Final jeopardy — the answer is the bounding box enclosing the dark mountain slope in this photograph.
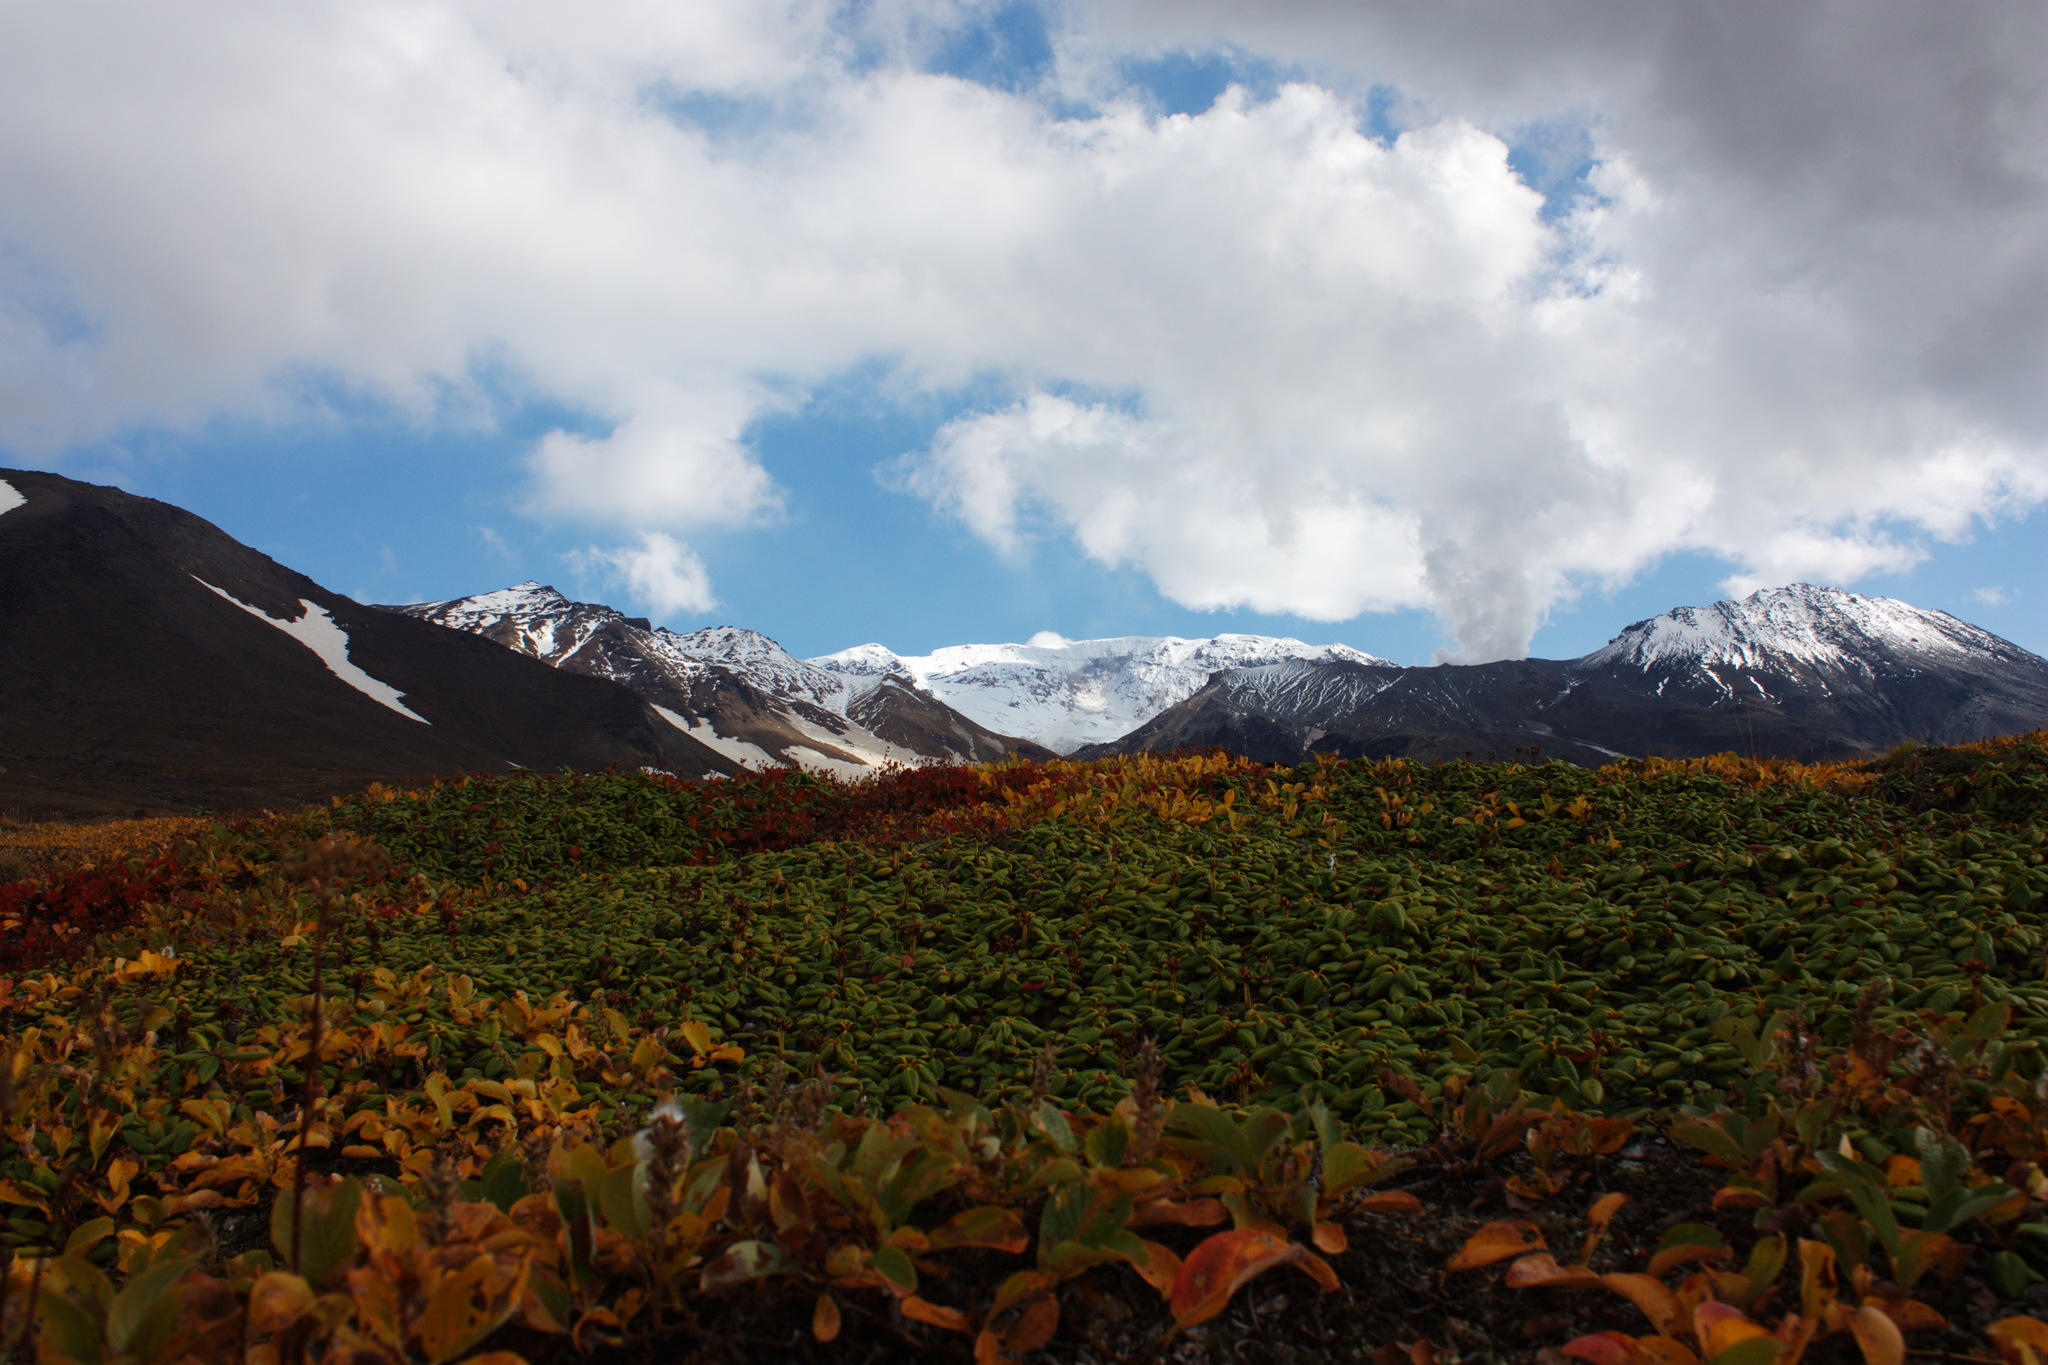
[0,469,734,816]
[1089,586,2048,765]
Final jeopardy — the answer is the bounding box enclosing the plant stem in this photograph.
[290,900,327,1276]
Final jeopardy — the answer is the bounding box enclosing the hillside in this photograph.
[2,737,2046,1361]
[0,469,735,817]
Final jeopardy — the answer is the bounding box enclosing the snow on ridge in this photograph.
[1582,583,2010,673]
[811,643,908,680]
[0,478,23,518]
[659,625,859,712]
[196,578,428,723]
[809,631,1392,753]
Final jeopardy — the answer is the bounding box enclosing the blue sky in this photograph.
[4,2,2044,664]
[56,373,2046,664]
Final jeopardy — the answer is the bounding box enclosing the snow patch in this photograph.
[196,578,428,723]
[0,479,23,517]
[655,705,780,771]
[780,712,935,776]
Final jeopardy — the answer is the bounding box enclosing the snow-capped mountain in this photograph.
[809,632,1393,754]
[1583,583,2033,682]
[387,584,1048,775]
[1097,585,2048,764]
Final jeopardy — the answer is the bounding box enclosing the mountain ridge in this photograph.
[384,583,1051,774]
[1083,584,2048,765]
[809,632,1393,754]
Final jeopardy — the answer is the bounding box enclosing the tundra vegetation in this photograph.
[2,738,2048,1363]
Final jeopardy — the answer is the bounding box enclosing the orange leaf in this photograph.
[1649,1242,1730,1277]
[903,1296,975,1334]
[458,1356,529,1365]
[1508,1170,1566,1201]
[1582,1193,1630,1262]
[1003,1295,1060,1354]
[163,1189,224,1215]
[1873,1298,1946,1332]
[1448,1220,1547,1272]
[1313,1221,1348,1254]
[1169,1228,1302,1328]
[1712,1186,1771,1212]
[1990,1318,2048,1365]
[1585,1117,1636,1155]
[991,1270,1056,1317]
[975,1329,1004,1365]
[1883,1156,1922,1188]
[1694,1301,1772,1360]
[1634,1337,1702,1365]
[1588,1192,1629,1227]
[813,1294,841,1344]
[1505,1254,1605,1290]
[1846,1304,1904,1365]
[1603,1274,1684,1338]
[1563,1332,1639,1365]
[1296,1251,1341,1295]
[1123,1238,1183,1296]
[1355,1191,1424,1214]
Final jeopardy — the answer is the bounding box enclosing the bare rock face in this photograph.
[0,468,735,817]
[1083,586,2048,765]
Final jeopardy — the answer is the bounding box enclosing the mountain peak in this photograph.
[1582,582,2024,674]
[809,630,1393,753]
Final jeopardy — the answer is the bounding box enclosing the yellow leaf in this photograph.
[1846,1304,1904,1365]
[812,1294,842,1343]
[1990,1317,2048,1365]
[247,1271,315,1336]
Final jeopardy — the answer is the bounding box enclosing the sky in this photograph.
[2,0,2045,666]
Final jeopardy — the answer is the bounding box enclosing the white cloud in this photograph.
[570,531,717,616]
[525,384,782,530]
[1974,585,2013,607]
[1,1,2044,657]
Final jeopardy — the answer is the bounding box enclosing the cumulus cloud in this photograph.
[570,531,717,615]
[526,385,782,530]
[0,1,2044,654]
